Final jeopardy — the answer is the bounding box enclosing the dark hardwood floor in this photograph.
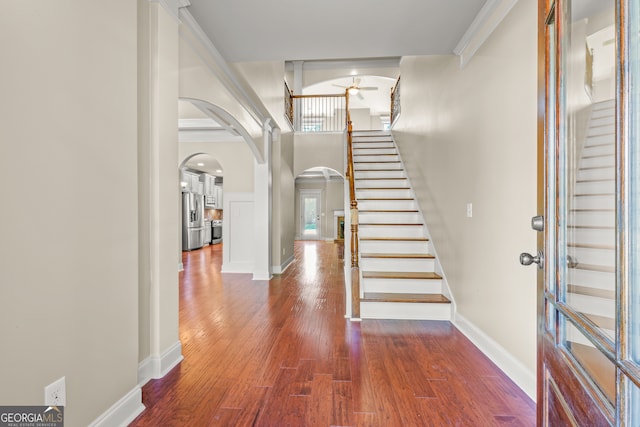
[130,241,535,426]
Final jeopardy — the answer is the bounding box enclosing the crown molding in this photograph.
[149,0,190,22]
[453,0,519,68]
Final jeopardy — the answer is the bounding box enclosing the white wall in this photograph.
[392,0,538,394]
[179,141,255,193]
[0,2,141,425]
[294,133,345,177]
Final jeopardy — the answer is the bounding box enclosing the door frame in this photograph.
[299,189,322,240]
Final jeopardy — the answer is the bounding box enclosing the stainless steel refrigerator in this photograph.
[182,192,204,251]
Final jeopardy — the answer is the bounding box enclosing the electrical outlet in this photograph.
[44,377,66,406]
[466,203,473,218]
[282,248,285,256]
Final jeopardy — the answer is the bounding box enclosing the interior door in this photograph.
[533,0,640,424]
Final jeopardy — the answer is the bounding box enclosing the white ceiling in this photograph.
[185,0,488,62]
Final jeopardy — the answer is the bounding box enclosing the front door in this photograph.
[535,0,640,424]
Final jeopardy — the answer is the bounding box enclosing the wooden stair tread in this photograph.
[361,253,435,259]
[363,271,442,280]
[355,177,407,180]
[359,210,419,213]
[362,293,450,304]
[359,223,423,226]
[358,197,414,201]
[354,153,398,156]
[357,187,408,190]
[354,161,401,164]
[354,169,404,172]
[361,237,429,242]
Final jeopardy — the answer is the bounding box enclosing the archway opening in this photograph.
[294,167,345,241]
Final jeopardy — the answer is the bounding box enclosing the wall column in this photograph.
[253,120,274,280]
[137,0,183,384]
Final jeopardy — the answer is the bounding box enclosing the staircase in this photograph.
[566,99,615,341]
[351,130,452,320]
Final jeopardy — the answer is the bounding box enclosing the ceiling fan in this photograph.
[332,77,378,99]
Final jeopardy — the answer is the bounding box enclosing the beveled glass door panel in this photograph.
[558,0,616,347]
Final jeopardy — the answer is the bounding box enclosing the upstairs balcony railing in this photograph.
[287,92,347,132]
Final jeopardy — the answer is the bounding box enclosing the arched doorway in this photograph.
[294,167,345,241]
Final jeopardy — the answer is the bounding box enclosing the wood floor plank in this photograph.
[129,241,535,426]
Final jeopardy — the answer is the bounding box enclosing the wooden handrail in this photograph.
[291,93,346,99]
[345,92,360,318]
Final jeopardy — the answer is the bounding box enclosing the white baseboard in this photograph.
[138,340,184,386]
[221,262,254,274]
[272,255,294,274]
[88,387,145,427]
[252,271,273,281]
[453,313,536,401]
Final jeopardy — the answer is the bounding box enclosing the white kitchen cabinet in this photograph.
[200,174,216,197]
[214,184,223,208]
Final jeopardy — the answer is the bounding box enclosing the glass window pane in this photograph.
[629,0,640,368]
[559,0,616,342]
[562,315,616,403]
[630,379,640,426]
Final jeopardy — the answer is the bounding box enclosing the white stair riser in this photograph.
[567,228,615,246]
[566,294,615,319]
[354,154,400,163]
[359,225,425,239]
[354,163,402,171]
[580,155,615,168]
[355,170,406,179]
[567,247,615,266]
[362,278,442,294]
[590,115,615,127]
[356,179,410,189]
[359,212,422,224]
[352,134,392,140]
[568,269,614,289]
[576,168,615,181]
[360,257,435,272]
[582,144,614,156]
[358,199,418,210]
[572,195,614,209]
[569,211,614,227]
[352,138,394,144]
[360,302,451,320]
[584,135,615,147]
[359,240,431,253]
[593,100,615,111]
[352,131,392,137]
[353,142,395,149]
[357,189,412,199]
[575,180,614,194]
[587,124,615,137]
[354,148,397,156]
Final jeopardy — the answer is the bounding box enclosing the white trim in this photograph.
[179,9,271,128]
[453,0,519,67]
[88,387,145,427]
[138,341,184,386]
[149,0,190,22]
[272,254,294,274]
[453,313,536,401]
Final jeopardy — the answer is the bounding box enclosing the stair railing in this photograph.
[345,91,361,318]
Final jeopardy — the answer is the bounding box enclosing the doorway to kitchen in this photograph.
[299,190,322,240]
